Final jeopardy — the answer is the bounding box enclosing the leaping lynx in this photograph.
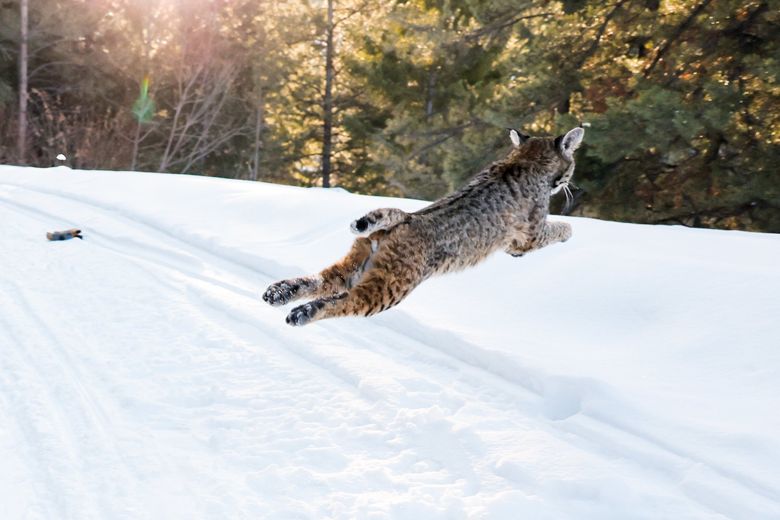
[263,126,584,326]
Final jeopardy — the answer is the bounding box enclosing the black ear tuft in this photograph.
[554,135,563,149]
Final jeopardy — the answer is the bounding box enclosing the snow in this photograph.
[1,165,779,519]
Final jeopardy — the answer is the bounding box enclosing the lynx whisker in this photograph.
[562,184,574,213]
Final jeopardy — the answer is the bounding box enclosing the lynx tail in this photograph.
[350,208,408,236]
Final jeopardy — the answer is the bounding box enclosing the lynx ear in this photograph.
[557,127,584,159]
[509,128,529,147]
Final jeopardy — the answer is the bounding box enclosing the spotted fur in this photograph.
[263,127,583,326]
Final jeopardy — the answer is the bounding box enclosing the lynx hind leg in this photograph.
[350,208,407,236]
[286,267,422,326]
[262,237,373,307]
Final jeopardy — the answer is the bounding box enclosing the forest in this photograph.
[1,0,777,231]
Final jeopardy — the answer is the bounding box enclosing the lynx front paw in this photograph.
[262,280,298,306]
[560,223,573,242]
[286,301,321,326]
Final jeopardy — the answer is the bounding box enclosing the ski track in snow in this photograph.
[1,168,779,519]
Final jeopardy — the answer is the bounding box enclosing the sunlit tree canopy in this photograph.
[0,0,777,230]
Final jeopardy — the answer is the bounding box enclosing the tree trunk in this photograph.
[320,0,334,188]
[425,67,437,119]
[18,0,28,164]
[131,120,141,171]
[251,89,265,181]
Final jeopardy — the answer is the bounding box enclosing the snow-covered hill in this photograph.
[1,165,779,519]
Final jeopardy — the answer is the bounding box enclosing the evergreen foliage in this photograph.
[0,0,777,231]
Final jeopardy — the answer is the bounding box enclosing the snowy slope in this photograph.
[1,165,779,520]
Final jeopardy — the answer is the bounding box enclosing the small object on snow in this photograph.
[47,229,83,241]
[56,154,67,161]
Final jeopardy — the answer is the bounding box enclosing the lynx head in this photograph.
[508,126,584,196]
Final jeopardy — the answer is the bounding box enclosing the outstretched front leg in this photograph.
[262,237,373,306]
[286,267,422,326]
[506,221,572,257]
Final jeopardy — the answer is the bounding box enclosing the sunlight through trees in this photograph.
[0,0,776,230]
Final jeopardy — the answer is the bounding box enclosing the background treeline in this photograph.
[1,0,778,231]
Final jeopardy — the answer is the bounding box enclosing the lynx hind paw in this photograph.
[286,301,321,326]
[262,280,298,306]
